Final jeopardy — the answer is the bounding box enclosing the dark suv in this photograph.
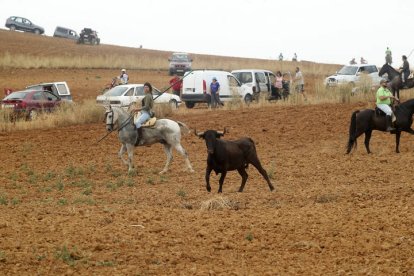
[5,16,44,35]
[168,53,192,76]
[77,28,100,45]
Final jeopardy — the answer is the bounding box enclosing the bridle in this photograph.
[96,108,133,144]
[105,109,115,130]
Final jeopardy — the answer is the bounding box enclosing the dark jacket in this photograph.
[141,93,154,113]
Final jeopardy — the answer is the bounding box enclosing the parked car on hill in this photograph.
[96,84,181,109]
[53,26,79,40]
[324,64,382,87]
[168,53,192,76]
[1,90,62,120]
[5,16,44,34]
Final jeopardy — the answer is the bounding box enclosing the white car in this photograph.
[324,64,382,87]
[96,84,181,108]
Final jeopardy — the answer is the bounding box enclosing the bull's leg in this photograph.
[118,144,128,165]
[159,144,173,174]
[205,166,213,192]
[174,143,194,173]
[395,131,401,153]
[250,158,275,191]
[218,171,227,193]
[364,130,372,154]
[237,168,248,192]
[125,143,135,172]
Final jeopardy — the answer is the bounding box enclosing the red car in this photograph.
[1,90,62,120]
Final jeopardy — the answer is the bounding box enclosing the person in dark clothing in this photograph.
[400,55,410,88]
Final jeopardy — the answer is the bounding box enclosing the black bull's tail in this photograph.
[346,110,359,154]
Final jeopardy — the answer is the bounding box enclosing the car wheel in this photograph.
[34,29,41,35]
[9,25,16,31]
[28,110,38,120]
[244,94,253,105]
[185,102,195,109]
[169,99,178,109]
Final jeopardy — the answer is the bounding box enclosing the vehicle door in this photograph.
[13,17,24,31]
[266,72,276,92]
[254,72,268,92]
[31,91,47,111]
[22,18,33,32]
[43,91,60,112]
[133,86,145,105]
[54,83,71,100]
[228,74,242,99]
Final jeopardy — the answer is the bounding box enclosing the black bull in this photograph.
[346,99,414,154]
[196,129,275,193]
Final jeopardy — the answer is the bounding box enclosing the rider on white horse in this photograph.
[131,82,154,144]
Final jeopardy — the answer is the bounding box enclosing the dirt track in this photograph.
[1,99,414,275]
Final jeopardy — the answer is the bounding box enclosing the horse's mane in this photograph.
[380,63,400,77]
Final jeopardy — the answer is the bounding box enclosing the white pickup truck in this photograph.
[26,81,73,102]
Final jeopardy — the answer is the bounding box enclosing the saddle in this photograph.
[133,112,157,128]
[374,107,396,122]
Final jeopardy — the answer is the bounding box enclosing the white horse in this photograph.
[104,106,194,174]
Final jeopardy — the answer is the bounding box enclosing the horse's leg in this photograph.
[174,143,194,173]
[125,143,135,172]
[118,144,128,165]
[159,144,173,174]
[364,130,373,154]
[395,131,401,153]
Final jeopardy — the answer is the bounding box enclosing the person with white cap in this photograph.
[376,78,398,132]
[119,68,129,84]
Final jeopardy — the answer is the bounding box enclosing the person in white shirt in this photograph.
[294,67,307,101]
[119,69,129,84]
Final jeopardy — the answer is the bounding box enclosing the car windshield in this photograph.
[3,91,28,100]
[171,54,189,61]
[104,86,129,96]
[337,66,358,75]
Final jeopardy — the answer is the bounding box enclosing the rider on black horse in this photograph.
[376,79,398,132]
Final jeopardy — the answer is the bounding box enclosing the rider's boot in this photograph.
[386,115,396,132]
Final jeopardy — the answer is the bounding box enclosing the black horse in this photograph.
[346,98,414,154]
[378,63,414,99]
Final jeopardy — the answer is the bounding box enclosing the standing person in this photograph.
[294,67,307,101]
[385,47,392,65]
[400,55,410,88]
[132,82,154,143]
[278,53,283,61]
[169,74,182,96]
[209,77,221,108]
[119,69,129,84]
[292,53,297,62]
[273,71,283,98]
[360,57,367,64]
[376,79,397,132]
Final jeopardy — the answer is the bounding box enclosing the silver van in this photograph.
[53,26,79,40]
[231,69,276,94]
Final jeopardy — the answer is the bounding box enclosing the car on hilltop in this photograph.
[96,84,181,109]
[5,16,44,35]
[168,53,192,76]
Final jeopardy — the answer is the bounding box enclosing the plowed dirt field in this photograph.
[1,93,414,275]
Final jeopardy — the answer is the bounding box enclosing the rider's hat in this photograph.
[121,68,126,72]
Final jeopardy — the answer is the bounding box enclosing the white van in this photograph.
[231,69,276,94]
[181,70,252,108]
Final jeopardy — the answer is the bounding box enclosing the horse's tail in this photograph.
[177,121,191,134]
[346,110,359,154]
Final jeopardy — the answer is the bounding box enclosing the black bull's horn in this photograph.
[194,128,204,137]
